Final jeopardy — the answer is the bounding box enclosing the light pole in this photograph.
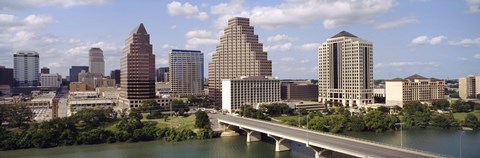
[395,122,404,147]
[460,131,464,158]
[460,127,473,158]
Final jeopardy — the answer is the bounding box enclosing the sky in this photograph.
[0,0,479,80]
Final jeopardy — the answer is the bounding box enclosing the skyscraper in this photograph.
[69,66,89,82]
[110,69,120,85]
[89,48,105,76]
[156,67,169,82]
[13,51,39,86]
[459,74,480,99]
[208,17,272,102]
[119,23,156,108]
[318,31,373,106]
[169,49,204,95]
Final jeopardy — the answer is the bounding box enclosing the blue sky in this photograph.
[0,0,479,80]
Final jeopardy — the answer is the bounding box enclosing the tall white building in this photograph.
[169,49,204,96]
[318,31,374,107]
[13,51,39,86]
[222,76,280,113]
[89,48,105,76]
[459,74,480,99]
[40,73,62,88]
[386,74,444,107]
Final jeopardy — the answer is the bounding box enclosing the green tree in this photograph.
[430,113,457,129]
[364,110,388,133]
[464,114,479,129]
[308,116,328,132]
[195,111,210,129]
[377,106,390,114]
[432,99,450,110]
[116,117,143,133]
[349,115,366,132]
[171,100,190,116]
[4,104,34,128]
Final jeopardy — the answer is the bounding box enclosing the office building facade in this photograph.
[318,31,374,107]
[386,74,445,107]
[89,48,105,76]
[208,17,272,102]
[119,23,156,108]
[156,67,169,82]
[40,73,62,88]
[222,76,280,113]
[169,49,204,95]
[459,74,480,99]
[41,67,50,74]
[13,51,39,86]
[0,66,14,87]
[69,66,89,82]
[110,69,120,85]
[281,81,318,101]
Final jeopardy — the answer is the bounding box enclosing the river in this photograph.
[1,129,479,158]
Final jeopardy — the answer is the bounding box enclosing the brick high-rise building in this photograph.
[118,23,156,108]
[208,17,272,102]
[318,31,374,107]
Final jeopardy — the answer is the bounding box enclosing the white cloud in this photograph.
[375,61,438,68]
[448,38,480,47]
[184,30,219,48]
[264,42,293,52]
[266,34,296,43]
[210,0,396,29]
[0,0,112,10]
[474,54,480,59]
[375,17,418,29]
[411,35,447,45]
[170,25,177,30]
[167,1,209,20]
[300,43,320,51]
[466,0,480,13]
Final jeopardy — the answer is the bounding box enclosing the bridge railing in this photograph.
[305,129,449,158]
[220,115,448,158]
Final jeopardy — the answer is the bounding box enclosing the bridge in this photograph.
[216,114,444,158]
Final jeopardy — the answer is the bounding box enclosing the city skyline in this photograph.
[0,0,479,80]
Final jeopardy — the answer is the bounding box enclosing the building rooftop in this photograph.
[130,23,147,35]
[405,74,428,80]
[331,30,358,38]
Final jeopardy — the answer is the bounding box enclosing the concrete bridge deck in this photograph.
[217,114,444,158]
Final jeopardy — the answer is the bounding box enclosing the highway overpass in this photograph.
[216,114,444,158]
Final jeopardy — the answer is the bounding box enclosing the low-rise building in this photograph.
[386,74,444,107]
[280,80,318,101]
[373,88,385,98]
[94,78,116,88]
[68,99,115,115]
[222,76,281,113]
[40,73,62,88]
[69,82,94,91]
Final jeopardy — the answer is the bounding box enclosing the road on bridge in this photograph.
[215,114,443,158]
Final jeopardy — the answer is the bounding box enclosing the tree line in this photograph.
[0,106,219,150]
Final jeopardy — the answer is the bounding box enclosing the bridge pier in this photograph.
[267,134,291,152]
[306,144,332,158]
[218,122,239,136]
[240,127,261,142]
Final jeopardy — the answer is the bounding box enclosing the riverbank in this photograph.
[1,128,479,158]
